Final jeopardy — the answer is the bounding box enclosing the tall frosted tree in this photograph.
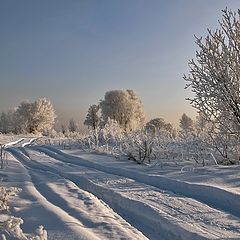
[15,98,56,134]
[184,8,240,161]
[184,8,240,138]
[100,90,145,131]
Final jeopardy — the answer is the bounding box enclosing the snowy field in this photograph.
[0,137,240,239]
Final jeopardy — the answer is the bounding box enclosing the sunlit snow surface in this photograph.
[1,136,240,240]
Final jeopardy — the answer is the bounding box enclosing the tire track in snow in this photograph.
[7,148,102,240]
[36,145,240,219]
[17,147,240,240]
[3,138,25,147]
[7,147,148,240]
[27,169,147,240]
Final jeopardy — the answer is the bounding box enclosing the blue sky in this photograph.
[0,0,239,127]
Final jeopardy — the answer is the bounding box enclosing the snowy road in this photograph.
[4,145,240,240]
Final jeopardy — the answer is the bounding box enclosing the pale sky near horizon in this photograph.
[0,0,239,128]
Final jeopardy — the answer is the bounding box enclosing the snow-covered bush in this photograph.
[3,216,27,240]
[82,119,123,154]
[2,217,47,240]
[30,225,48,240]
[122,130,155,164]
[0,186,47,240]
[99,118,124,152]
[0,187,21,211]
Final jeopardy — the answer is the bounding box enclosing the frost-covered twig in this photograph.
[0,186,47,240]
[2,217,47,240]
[0,187,21,211]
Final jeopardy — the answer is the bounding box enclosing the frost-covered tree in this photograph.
[15,98,56,134]
[184,8,240,139]
[100,89,145,131]
[68,119,78,132]
[179,113,194,138]
[84,104,100,130]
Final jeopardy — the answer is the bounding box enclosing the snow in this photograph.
[3,138,25,148]
[0,138,240,239]
[0,135,24,146]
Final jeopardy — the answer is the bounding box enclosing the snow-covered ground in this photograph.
[0,138,240,239]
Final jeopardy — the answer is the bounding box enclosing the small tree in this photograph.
[145,118,175,138]
[61,124,67,135]
[146,118,166,133]
[179,113,194,139]
[84,104,100,130]
[184,8,240,143]
[68,119,78,132]
[0,112,9,134]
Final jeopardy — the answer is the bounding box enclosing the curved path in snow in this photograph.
[6,147,147,240]
[6,146,240,240]
[36,145,240,218]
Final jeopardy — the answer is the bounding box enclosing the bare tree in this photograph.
[184,8,240,162]
[184,8,240,138]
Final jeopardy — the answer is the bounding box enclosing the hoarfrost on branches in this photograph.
[0,187,21,211]
[2,217,47,240]
[0,98,56,134]
[184,8,240,162]
[0,186,47,240]
[100,89,145,131]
